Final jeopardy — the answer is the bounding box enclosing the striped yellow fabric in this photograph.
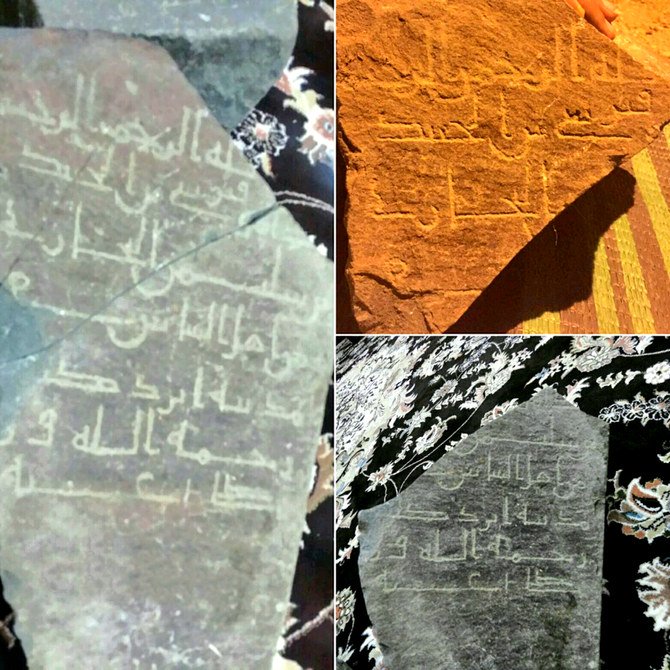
[591,236,620,333]
[633,147,670,279]
[519,132,670,334]
[522,311,562,334]
[610,213,655,333]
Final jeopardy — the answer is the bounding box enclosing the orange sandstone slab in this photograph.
[338,0,670,333]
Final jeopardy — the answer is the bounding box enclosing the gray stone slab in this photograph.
[358,389,609,670]
[0,29,332,668]
[1,0,298,129]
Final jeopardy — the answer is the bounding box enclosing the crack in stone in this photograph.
[356,271,439,300]
[0,202,281,368]
[0,153,96,294]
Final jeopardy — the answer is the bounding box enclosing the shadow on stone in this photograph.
[448,167,637,334]
[147,33,285,131]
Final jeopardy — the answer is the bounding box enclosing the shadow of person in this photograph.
[447,166,637,334]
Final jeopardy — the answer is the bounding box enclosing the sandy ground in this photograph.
[615,0,670,77]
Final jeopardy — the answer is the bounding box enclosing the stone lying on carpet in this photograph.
[338,0,670,333]
[0,28,332,669]
[358,389,609,669]
[0,0,297,129]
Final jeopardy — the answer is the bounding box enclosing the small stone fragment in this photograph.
[358,389,609,669]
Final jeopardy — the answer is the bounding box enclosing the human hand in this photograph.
[566,0,620,39]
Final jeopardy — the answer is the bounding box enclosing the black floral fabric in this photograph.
[234,2,334,669]
[232,0,334,260]
[277,384,334,670]
[336,336,670,670]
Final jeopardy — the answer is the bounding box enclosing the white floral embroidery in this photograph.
[361,627,385,669]
[366,464,394,492]
[645,362,670,386]
[639,559,670,631]
[413,419,452,454]
[336,588,356,634]
[231,110,288,175]
[481,399,519,425]
[599,392,670,428]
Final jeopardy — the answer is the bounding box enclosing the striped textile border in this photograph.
[517,127,670,334]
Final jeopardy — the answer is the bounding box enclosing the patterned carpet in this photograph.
[335,336,670,670]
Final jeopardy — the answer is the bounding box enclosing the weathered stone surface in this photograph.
[358,389,609,669]
[338,0,670,333]
[0,29,332,668]
[2,0,298,129]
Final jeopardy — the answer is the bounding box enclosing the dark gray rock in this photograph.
[0,29,331,668]
[0,0,298,129]
[0,1,41,27]
[358,389,609,670]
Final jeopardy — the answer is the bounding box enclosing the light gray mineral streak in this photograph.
[1,0,298,129]
[358,388,609,670]
[0,29,332,669]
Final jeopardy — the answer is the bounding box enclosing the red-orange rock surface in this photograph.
[338,0,670,333]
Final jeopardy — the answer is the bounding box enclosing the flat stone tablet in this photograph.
[2,0,298,129]
[338,0,670,333]
[0,29,332,668]
[358,389,609,669]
